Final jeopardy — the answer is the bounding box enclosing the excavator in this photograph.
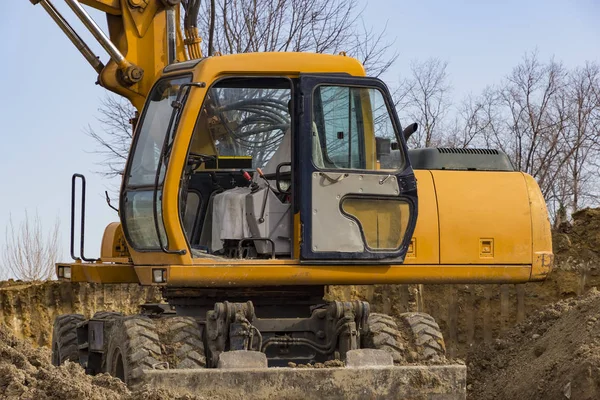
[28,0,553,398]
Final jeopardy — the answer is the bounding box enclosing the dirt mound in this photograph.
[0,324,203,400]
[554,208,600,268]
[0,281,161,347]
[467,288,600,400]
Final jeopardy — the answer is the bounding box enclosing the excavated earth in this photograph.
[1,208,600,398]
[467,288,600,399]
[0,324,204,400]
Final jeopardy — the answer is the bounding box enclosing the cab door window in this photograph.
[312,85,402,171]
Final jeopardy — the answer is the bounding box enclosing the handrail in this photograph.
[70,174,97,262]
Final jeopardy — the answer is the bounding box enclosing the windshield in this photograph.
[202,79,291,169]
[122,75,191,251]
[127,76,192,186]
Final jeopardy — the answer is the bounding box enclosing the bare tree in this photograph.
[460,54,600,220]
[89,0,398,177]
[444,87,498,148]
[3,211,61,281]
[198,0,396,76]
[87,96,136,178]
[396,52,600,221]
[398,58,452,148]
[488,52,570,199]
[562,63,600,211]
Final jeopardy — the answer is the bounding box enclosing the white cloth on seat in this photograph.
[210,187,252,252]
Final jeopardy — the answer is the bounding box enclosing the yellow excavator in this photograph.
[29,0,553,398]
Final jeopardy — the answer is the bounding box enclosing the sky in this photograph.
[0,0,599,276]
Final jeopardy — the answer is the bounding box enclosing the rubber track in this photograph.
[363,313,406,363]
[167,317,206,369]
[400,312,446,361]
[53,314,85,366]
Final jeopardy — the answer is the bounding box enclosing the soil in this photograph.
[0,281,162,347]
[464,208,600,399]
[467,288,600,400]
[0,323,205,399]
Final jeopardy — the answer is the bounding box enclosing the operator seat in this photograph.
[199,129,291,254]
[199,121,326,255]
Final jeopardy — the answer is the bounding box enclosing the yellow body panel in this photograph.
[61,261,534,286]
[433,170,532,264]
[80,0,120,15]
[405,170,440,264]
[523,174,554,280]
[87,164,554,287]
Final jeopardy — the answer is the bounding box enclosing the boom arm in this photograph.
[31,0,202,111]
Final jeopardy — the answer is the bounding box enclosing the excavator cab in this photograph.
[120,69,417,266]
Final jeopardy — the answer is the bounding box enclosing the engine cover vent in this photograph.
[379,148,514,171]
[436,148,499,155]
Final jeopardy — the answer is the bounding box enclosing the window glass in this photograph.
[123,190,167,249]
[342,198,410,250]
[123,75,190,250]
[128,76,191,186]
[182,191,201,237]
[203,81,291,169]
[312,86,402,170]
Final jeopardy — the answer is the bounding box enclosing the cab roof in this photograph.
[163,52,367,79]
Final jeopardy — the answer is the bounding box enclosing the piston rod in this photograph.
[166,6,177,64]
[34,0,104,74]
[63,0,128,69]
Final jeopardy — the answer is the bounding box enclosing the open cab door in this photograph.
[298,75,418,262]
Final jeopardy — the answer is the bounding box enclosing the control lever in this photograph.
[250,168,272,224]
[241,169,259,192]
[256,168,272,189]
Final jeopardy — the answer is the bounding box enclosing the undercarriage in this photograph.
[52,286,466,399]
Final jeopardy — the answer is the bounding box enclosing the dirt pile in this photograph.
[467,288,600,400]
[554,208,600,269]
[0,323,204,399]
[0,281,161,347]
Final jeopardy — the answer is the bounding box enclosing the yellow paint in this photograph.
[61,260,534,285]
[405,170,439,264]
[80,0,120,15]
[432,170,532,264]
[100,222,130,259]
[58,262,139,284]
[47,1,554,290]
[91,56,552,284]
[357,88,376,170]
[523,173,554,280]
[74,1,189,111]
[294,213,301,259]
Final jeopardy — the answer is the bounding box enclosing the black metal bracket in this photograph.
[70,174,96,262]
[238,238,275,259]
